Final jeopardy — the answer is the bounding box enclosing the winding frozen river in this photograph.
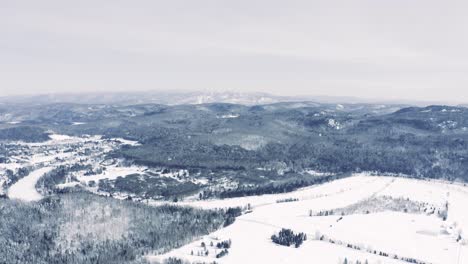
[8,167,54,202]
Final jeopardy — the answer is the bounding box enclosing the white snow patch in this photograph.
[218,114,240,119]
[305,170,333,177]
[77,166,145,184]
[48,134,74,141]
[327,119,341,130]
[71,122,86,125]
[56,182,80,189]
[108,138,140,146]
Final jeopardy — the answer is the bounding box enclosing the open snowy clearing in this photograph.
[150,175,468,264]
[76,165,146,184]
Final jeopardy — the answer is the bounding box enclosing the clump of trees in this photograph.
[309,196,445,219]
[98,173,201,201]
[216,239,232,249]
[276,197,299,203]
[193,239,232,259]
[224,207,242,227]
[271,228,307,248]
[215,249,229,258]
[2,166,31,189]
[219,175,340,199]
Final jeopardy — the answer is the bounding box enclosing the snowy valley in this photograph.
[1,100,468,264]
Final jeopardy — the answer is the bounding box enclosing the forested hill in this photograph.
[2,102,468,183]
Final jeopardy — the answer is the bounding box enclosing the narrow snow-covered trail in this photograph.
[8,167,53,202]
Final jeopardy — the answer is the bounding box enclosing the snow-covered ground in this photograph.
[108,138,140,146]
[159,175,382,210]
[150,175,468,264]
[8,167,54,201]
[76,165,146,184]
[3,133,468,263]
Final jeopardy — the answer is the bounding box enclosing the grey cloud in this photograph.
[1,0,467,103]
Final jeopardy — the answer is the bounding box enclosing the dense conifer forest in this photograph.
[0,191,228,264]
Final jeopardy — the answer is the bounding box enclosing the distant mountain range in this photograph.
[0,90,459,107]
[0,91,293,106]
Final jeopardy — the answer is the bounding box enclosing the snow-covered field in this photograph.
[75,165,146,184]
[150,175,468,264]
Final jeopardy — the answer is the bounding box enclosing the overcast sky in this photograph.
[1,0,468,103]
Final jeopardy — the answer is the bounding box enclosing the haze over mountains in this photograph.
[0,90,460,107]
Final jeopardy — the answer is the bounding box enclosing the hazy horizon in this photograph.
[1,89,466,107]
[2,1,468,103]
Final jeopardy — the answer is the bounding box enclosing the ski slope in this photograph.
[150,175,468,264]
